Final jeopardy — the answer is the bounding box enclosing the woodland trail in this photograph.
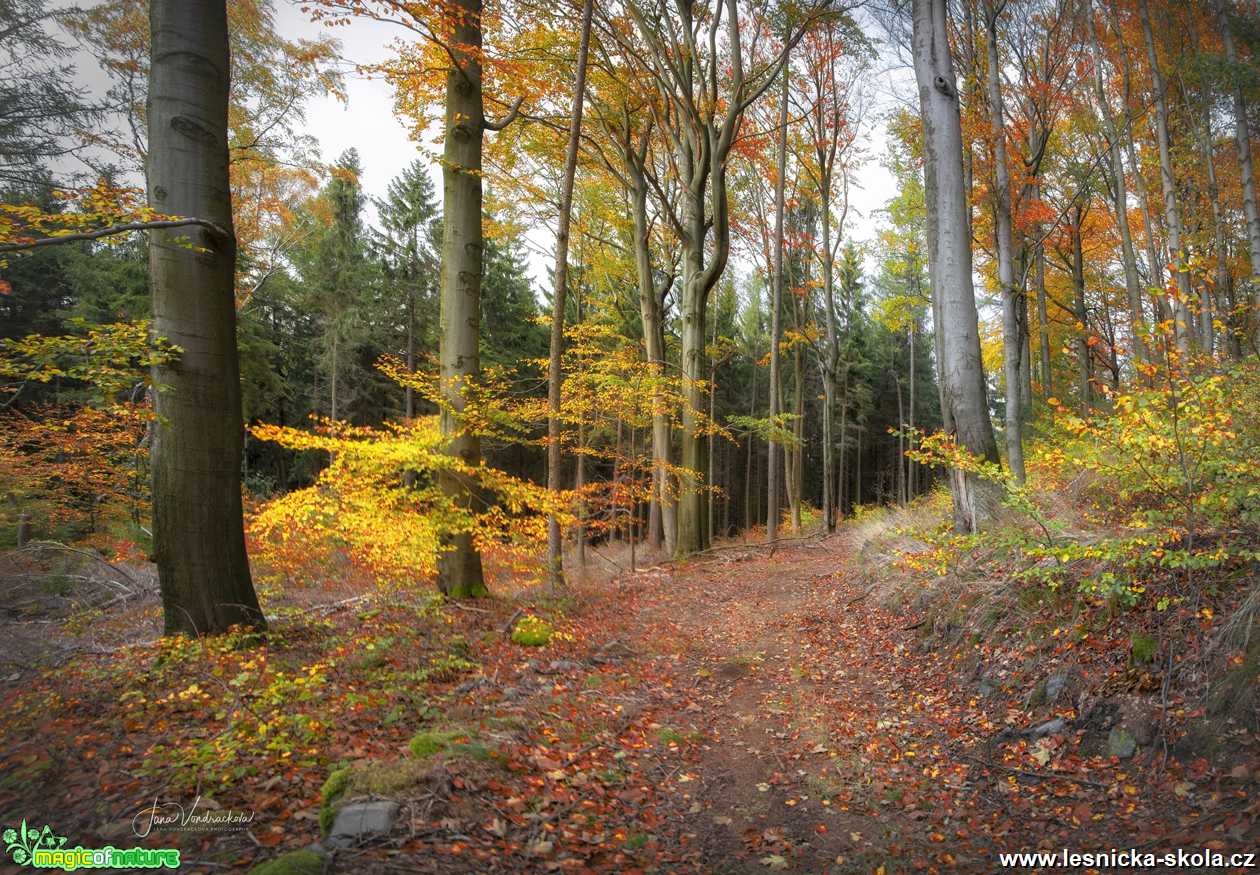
[614,534,962,873]
[2,533,1251,875]
[587,533,1253,873]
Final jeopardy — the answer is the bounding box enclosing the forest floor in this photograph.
[1,520,1257,874]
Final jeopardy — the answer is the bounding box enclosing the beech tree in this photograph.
[910,0,1000,532]
[611,0,832,556]
[546,0,595,590]
[147,0,264,634]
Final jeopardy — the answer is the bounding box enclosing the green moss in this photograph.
[409,727,469,759]
[248,849,325,875]
[1027,677,1048,708]
[447,741,500,762]
[1130,632,1158,666]
[447,635,470,656]
[318,767,351,835]
[511,615,554,647]
[320,758,448,834]
[657,727,684,745]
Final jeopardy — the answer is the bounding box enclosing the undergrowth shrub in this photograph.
[908,357,1260,609]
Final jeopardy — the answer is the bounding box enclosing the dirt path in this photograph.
[593,534,1253,873]
[614,537,918,872]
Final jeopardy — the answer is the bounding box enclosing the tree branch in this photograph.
[0,217,231,254]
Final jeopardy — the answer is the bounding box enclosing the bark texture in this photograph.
[437,0,488,598]
[147,0,264,635]
[912,0,1001,533]
[546,0,594,589]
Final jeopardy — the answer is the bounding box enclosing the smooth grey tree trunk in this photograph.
[1035,236,1051,397]
[1071,207,1092,414]
[147,0,264,635]
[436,0,489,598]
[1105,0,1168,331]
[1088,1,1147,366]
[913,0,1001,533]
[744,356,757,533]
[766,53,789,545]
[983,0,1024,483]
[624,132,676,555]
[545,0,593,590]
[1138,0,1194,353]
[1219,1,1260,347]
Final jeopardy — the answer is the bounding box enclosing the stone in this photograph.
[326,801,399,848]
[548,659,583,673]
[1025,718,1067,739]
[1117,697,1158,746]
[1108,727,1137,759]
[1045,672,1069,701]
[455,677,487,694]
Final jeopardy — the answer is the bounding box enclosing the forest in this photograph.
[0,0,1258,872]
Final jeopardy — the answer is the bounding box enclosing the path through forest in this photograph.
[2,533,1251,875]
[577,533,1249,873]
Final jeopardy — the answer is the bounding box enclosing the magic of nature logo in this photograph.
[3,819,180,871]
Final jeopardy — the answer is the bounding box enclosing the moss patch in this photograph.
[511,615,554,647]
[319,758,445,835]
[1129,632,1158,666]
[409,727,470,759]
[318,766,351,835]
[248,849,325,875]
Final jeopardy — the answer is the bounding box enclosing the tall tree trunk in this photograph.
[1138,0,1194,352]
[895,370,906,506]
[1072,208,1092,414]
[766,54,789,545]
[837,370,848,515]
[819,228,837,531]
[913,0,1001,533]
[625,137,675,555]
[545,0,593,590]
[1088,1,1148,366]
[745,356,757,533]
[910,320,918,496]
[1218,0,1260,348]
[147,0,263,635]
[788,342,804,532]
[405,286,416,418]
[675,197,710,556]
[707,312,718,544]
[436,0,489,598]
[983,0,1024,483]
[1035,241,1051,397]
[855,424,862,507]
[575,421,586,567]
[330,330,338,421]
[1199,96,1225,355]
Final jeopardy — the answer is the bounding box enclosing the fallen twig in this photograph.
[960,754,1112,788]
